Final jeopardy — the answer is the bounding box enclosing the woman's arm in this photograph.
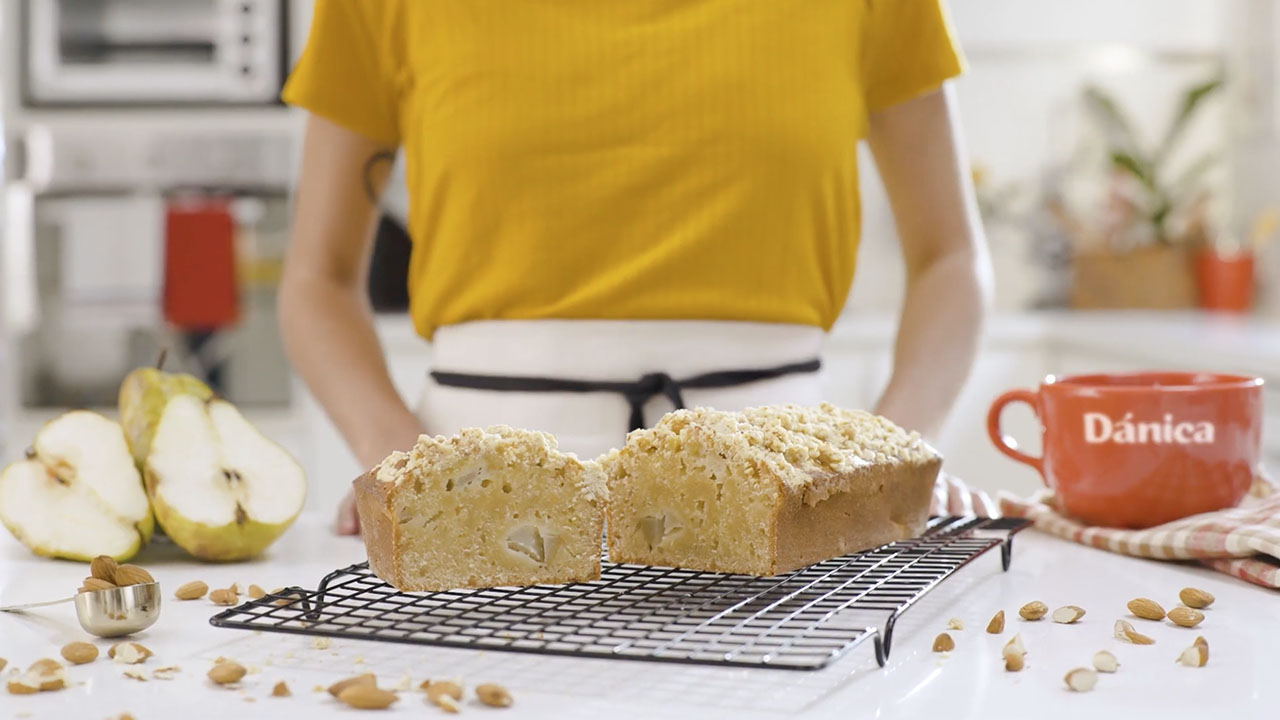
[278,115,425,533]
[865,84,994,440]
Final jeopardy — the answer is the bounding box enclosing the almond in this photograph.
[80,577,117,592]
[1179,587,1214,609]
[1002,646,1025,672]
[90,555,118,583]
[1167,607,1205,628]
[7,679,38,694]
[272,680,291,697]
[338,685,398,710]
[228,582,240,595]
[427,680,463,711]
[1194,635,1210,662]
[208,662,247,685]
[0,658,6,672]
[946,617,965,631]
[1127,598,1165,621]
[1092,650,1119,673]
[60,642,99,665]
[28,659,67,690]
[209,588,238,606]
[113,565,154,586]
[328,673,377,698]
[1018,601,1048,621]
[475,683,514,708]
[419,679,433,691]
[174,581,209,600]
[932,633,955,652]
[1064,667,1098,692]
[1114,619,1156,645]
[986,610,1004,634]
[1178,643,1208,667]
[248,584,266,600]
[1052,605,1086,624]
[108,642,153,664]
[1003,633,1026,657]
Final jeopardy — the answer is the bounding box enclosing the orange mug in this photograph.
[987,371,1263,528]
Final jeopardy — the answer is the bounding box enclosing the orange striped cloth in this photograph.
[999,476,1280,589]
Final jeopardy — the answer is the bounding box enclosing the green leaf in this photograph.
[1169,149,1219,196]
[1110,151,1157,192]
[1083,85,1142,157]
[1156,75,1224,167]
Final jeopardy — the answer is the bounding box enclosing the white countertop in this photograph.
[1,515,1275,720]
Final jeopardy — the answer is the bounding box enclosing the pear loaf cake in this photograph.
[353,427,607,591]
[602,403,942,576]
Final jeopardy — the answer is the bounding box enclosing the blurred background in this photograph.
[1,0,1277,515]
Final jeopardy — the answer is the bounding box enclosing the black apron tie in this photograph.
[430,358,821,431]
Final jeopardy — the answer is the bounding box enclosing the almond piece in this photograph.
[419,679,433,691]
[476,683,514,708]
[1194,636,1210,662]
[328,673,377,698]
[1178,644,1208,667]
[1002,645,1025,672]
[1179,587,1214,609]
[1127,598,1165,621]
[272,680,291,697]
[1052,605,1086,624]
[174,581,209,600]
[932,633,955,652]
[228,582,240,595]
[7,679,38,695]
[90,555,119,583]
[208,662,247,685]
[113,565,154,586]
[60,642,99,665]
[81,577,117,592]
[1092,650,1119,673]
[986,610,1004,634]
[27,659,67,691]
[947,617,965,631]
[1018,601,1048,621]
[0,658,7,672]
[108,642,153,665]
[1167,607,1205,628]
[1064,667,1098,692]
[209,588,238,606]
[338,685,398,710]
[1114,619,1156,645]
[427,680,463,711]
[248,584,266,600]
[1003,633,1026,656]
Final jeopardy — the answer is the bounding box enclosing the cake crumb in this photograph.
[311,637,331,650]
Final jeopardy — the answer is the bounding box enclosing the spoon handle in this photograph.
[0,596,75,612]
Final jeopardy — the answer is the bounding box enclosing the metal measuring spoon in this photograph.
[0,583,161,638]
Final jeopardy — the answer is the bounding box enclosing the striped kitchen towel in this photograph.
[999,476,1280,589]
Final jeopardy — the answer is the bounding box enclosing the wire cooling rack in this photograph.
[210,516,1026,671]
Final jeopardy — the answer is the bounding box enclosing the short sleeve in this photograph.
[860,0,966,113]
[282,0,402,146]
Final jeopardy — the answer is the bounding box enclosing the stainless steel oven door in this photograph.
[25,0,283,105]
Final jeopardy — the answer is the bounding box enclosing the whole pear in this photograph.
[118,367,214,466]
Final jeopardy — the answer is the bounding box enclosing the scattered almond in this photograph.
[209,588,238,606]
[113,565,154,586]
[932,633,955,652]
[60,642,99,665]
[328,673,377,698]
[0,658,6,672]
[175,581,209,600]
[152,666,181,680]
[1194,635,1210,662]
[1168,607,1205,628]
[208,662,247,685]
[1002,645,1025,672]
[1178,643,1209,667]
[108,642,152,664]
[947,617,965,631]
[90,555,119,583]
[1179,587,1214,609]
[419,679,432,691]
[272,680,291,697]
[1003,633,1026,656]
[121,668,148,682]
[229,583,240,595]
[1064,667,1098,692]
[427,680,463,709]
[339,685,398,710]
[7,679,38,695]
[1018,601,1048,621]
[1114,620,1155,644]
[248,584,266,600]
[80,577,117,592]
[476,683,513,708]
[1127,598,1165,621]
[27,659,66,691]
[1052,605,1086,624]
[433,694,460,714]
[986,610,1005,634]
[1092,650,1119,673]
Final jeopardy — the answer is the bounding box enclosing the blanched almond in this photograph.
[1092,650,1119,673]
[1052,605,1086,624]
[1064,667,1098,692]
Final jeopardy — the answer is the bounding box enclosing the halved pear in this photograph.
[0,411,153,561]
[145,394,306,561]
[119,367,214,466]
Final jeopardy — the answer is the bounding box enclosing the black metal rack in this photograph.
[210,516,1027,671]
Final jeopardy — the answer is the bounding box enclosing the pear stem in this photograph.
[155,348,168,370]
[24,446,36,460]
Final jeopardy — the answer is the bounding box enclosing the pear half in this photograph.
[145,394,306,561]
[0,411,154,561]
[119,367,214,467]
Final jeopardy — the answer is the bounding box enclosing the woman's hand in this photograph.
[336,490,362,535]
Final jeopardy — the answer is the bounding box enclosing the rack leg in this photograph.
[1001,536,1015,572]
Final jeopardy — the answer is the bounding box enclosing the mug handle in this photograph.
[986,389,1045,479]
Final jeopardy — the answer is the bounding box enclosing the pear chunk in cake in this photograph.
[603,404,942,576]
[353,427,607,591]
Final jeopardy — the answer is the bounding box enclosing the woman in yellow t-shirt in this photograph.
[280,0,994,534]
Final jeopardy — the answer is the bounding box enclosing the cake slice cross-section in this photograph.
[602,403,942,576]
[353,426,607,591]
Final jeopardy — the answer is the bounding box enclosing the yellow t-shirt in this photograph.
[283,0,964,340]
